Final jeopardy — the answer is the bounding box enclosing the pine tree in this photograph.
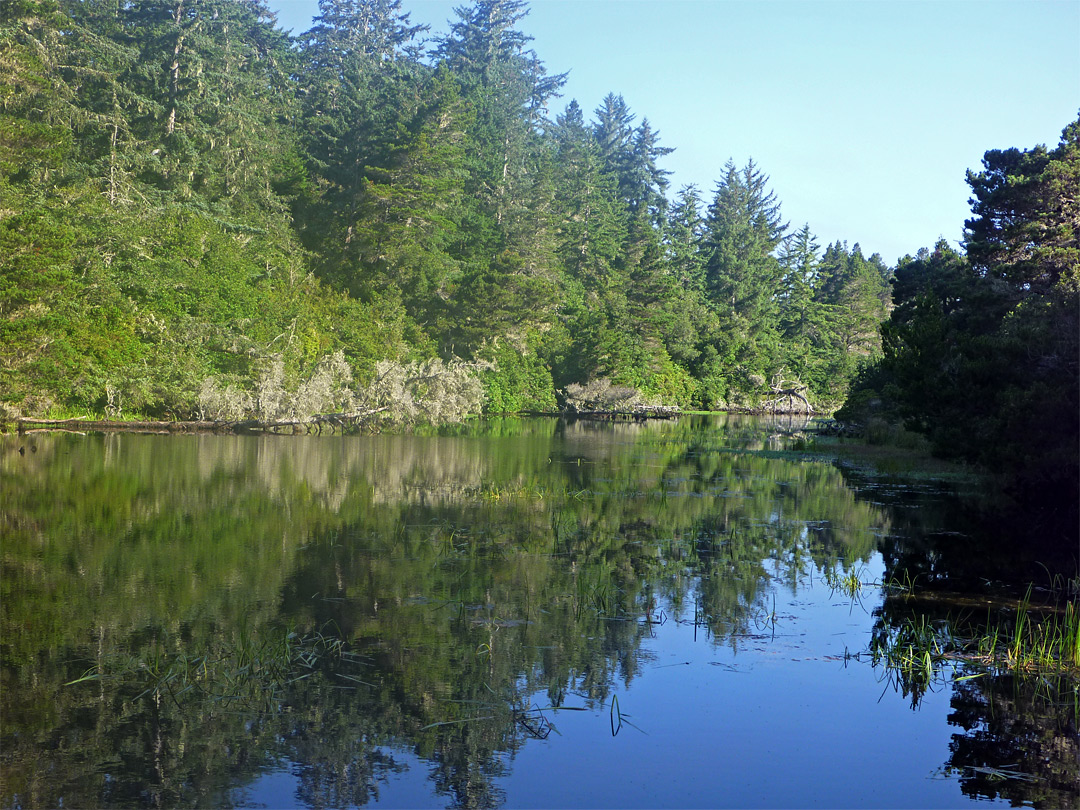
[965,119,1080,292]
[296,0,428,289]
[666,184,707,291]
[703,159,787,382]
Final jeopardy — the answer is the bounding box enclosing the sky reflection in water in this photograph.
[1,417,1072,809]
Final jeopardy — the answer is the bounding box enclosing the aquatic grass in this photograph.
[884,569,921,597]
[822,563,870,612]
[610,693,622,736]
[65,625,348,711]
[869,614,949,703]
[35,404,162,423]
[866,593,1080,712]
[960,764,1039,783]
[1065,601,1080,666]
[608,694,645,736]
[752,593,780,637]
[573,571,619,619]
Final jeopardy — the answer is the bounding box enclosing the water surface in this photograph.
[1,416,1075,808]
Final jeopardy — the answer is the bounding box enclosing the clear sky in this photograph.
[268,0,1079,265]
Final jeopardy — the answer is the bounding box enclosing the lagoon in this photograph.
[1,416,1075,808]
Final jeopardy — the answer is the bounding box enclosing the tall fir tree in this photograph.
[296,0,428,289]
[703,159,787,385]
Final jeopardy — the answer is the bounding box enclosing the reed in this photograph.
[822,563,868,611]
[868,593,1080,711]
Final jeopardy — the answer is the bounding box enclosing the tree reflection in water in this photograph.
[872,522,1078,810]
[1,416,1074,808]
[944,674,1078,809]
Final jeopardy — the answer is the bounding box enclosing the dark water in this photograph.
[1,416,1075,808]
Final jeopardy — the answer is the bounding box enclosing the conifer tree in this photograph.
[297,0,428,289]
[593,92,635,192]
[551,100,626,292]
[627,118,674,224]
[666,184,707,291]
[703,159,787,382]
[777,224,823,386]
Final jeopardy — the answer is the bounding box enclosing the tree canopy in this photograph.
[840,117,1079,542]
[12,0,1068,426]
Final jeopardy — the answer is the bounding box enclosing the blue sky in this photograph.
[268,0,1079,265]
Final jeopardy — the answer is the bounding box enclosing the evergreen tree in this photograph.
[296,0,428,289]
[551,100,626,292]
[592,92,635,192]
[851,117,1078,537]
[666,184,707,291]
[627,117,674,224]
[815,242,891,354]
[116,0,299,212]
[433,0,564,351]
[778,224,820,334]
[349,69,470,327]
[777,224,824,387]
[965,118,1080,292]
[435,0,563,250]
[703,159,787,386]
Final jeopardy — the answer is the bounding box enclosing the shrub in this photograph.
[356,358,487,426]
[562,378,648,412]
[479,341,557,414]
[198,350,354,422]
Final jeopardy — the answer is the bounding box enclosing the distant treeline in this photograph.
[0,0,893,420]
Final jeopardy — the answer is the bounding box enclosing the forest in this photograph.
[1,0,895,421]
[1,0,1077,519]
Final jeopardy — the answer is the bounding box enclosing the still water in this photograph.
[1,416,1075,808]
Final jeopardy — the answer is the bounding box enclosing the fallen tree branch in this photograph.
[762,385,814,414]
[11,408,392,436]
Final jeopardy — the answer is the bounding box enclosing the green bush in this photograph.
[479,340,557,414]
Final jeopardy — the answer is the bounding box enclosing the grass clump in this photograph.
[65,625,347,711]
[866,588,1080,711]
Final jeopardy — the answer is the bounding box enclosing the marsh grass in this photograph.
[884,569,921,596]
[65,625,347,711]
[869,614,949,701]
[867,590,1080,710]
[16,404,164,423]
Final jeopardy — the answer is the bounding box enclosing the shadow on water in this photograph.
[1,415,1075,808]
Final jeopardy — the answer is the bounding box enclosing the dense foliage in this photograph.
[0,0,891,419]
[840,119,1079,540]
